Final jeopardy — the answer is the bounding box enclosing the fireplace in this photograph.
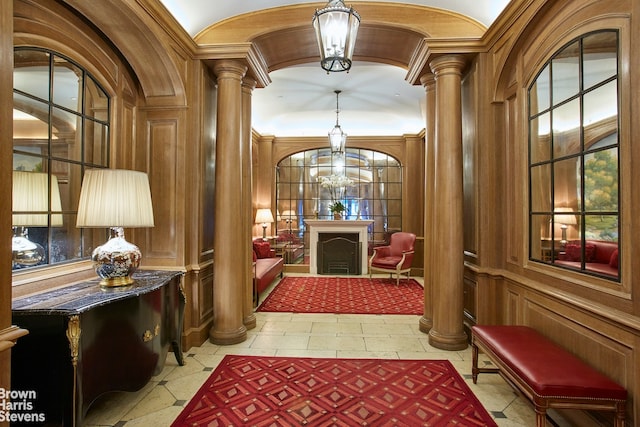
[317,233,361,275]
[304,220,373,275]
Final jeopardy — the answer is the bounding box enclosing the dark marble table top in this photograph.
[12,269,183,316]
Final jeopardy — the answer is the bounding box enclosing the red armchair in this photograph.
[369,232,416,285]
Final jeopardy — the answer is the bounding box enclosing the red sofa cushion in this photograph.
[253,240,273,259]
[610,249,619,268]
[472,325,627,401]
[565,242,596,262]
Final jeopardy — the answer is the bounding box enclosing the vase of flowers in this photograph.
[320,174,353,220]
[330,201,346,219]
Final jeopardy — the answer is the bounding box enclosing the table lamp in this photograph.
[76,169,155,287]
[12,171,63,267]
[281,209,297,233]
[554,207,577,246]
[255,208,274,240]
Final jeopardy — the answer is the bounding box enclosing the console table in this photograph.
[11,269,185,427]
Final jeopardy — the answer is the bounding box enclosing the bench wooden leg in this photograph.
[535,410,546,427]
[471,342,479,384]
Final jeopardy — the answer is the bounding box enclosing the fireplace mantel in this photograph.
[305,220,373,275]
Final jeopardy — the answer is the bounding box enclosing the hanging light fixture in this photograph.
[329,90,347,156]
[312,0,360,73]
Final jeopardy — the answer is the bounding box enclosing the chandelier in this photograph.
[312,0,360,73]
[329,90,347,156]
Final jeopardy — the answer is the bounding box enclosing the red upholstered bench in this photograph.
[471,325,626,427]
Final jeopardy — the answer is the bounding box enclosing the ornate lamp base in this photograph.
[92,227,141,287]
[12,227,45,268]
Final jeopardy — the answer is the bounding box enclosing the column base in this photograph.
[209,325,247,345]
[244,314,257,330]
[428,328,468,351]
[419,316,433,333]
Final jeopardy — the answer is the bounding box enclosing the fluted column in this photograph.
[242,77,257,330]
[428,55,467,350]
[210,60,248,345]
[419,73,435,334]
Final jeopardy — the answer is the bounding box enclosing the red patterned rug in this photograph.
[257,276,424,314]
[171,355,496,427]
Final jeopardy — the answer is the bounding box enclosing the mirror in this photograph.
[12,48,110,271]
[528,30,619,279]
[275,148,402,265]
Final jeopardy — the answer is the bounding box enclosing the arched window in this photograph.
[528,30,619,280]
[275,148,402,264]
[12,48,110,271]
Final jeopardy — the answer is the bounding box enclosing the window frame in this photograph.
[527,30,621,281]
[12,47,111,273]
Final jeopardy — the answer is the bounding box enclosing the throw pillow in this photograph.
[609,249,619,268]
[584,243,596,262]
[564,243,581,261]
[253,241,271,259]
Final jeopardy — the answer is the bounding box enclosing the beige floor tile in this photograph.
[251,333,310,349]
[308,334,367,351]
[364,335,428,352]
[311,321,363,334]
[261,320,314,333]
[122,385,177,421]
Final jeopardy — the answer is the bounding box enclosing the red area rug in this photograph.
[172,355,496,427]
[257,276,424,314]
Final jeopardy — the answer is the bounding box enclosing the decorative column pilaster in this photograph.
[242,77,257,330]
[419,73,435,334]
[210,60,248,345]
[427,55,467,350]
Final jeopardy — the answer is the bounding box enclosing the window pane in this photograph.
[583,147,618,212]
[552,98,581,158]
[530,164,551,212]
[14,50,50,100]
[530,64,550,114]
[84,76,109,120]
[85,119,109,166]
[53,56,82,113]
[583,80,618,149]
[13,151,44,172]
[52,106,82,163]
[553,157,579,208]
[13,93,51,157]
[583,31,617,90]
[552,41,580,105]
[530,112,551,163]
[531,214,550,261]
[585,214,618,241]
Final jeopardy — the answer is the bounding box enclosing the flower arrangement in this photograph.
[319,174,353,215]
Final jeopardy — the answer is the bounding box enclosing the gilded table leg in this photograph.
[66,315,81,427]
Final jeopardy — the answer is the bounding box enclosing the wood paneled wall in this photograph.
[4,1,640,423]
[464,0,640,423]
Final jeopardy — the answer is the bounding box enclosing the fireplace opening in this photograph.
[317,233,361,275]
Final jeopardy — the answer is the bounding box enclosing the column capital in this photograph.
[213,59,248,80]
[242,76,257,91]
[419,73,435,89]
[429,55,466,76]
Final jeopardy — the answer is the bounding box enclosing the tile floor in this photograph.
[83,275,550,426]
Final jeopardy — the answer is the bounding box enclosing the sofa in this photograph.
[252,240,283,304]
[555,240,619,277]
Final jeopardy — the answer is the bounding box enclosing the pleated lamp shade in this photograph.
[12,171,63,227]
[76,169,155,228]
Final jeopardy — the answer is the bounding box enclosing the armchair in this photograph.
[369,232,416,285]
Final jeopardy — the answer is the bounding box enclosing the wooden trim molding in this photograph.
[0,326,29,353]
